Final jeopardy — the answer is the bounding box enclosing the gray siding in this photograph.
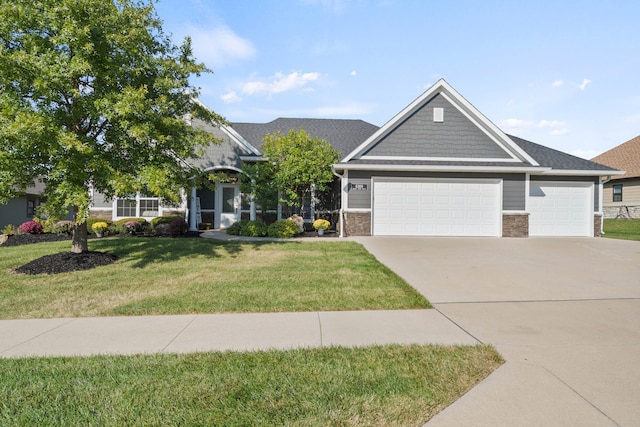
[92,191,112,208]
[189,119,254,170]
[0,197,31,230]
[531,175,600,212]
[347,178,372,209]
[363,94,511,159]
[348,171,526,211]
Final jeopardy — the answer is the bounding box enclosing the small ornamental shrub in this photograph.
[168,219,188,235]
[52,220,75,234]
[313,219,330,231]
[115,218,148,234]
[87,217,113,235]
[267,219,299,238]
[226,220,248,236]
[150,216,184,232]
[91,222,109,234]
[240,220,268,237]
[124,221,140,232]
[19,221,43,234]
[2,224,18,235]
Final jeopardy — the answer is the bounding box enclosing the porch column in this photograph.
[250,178,256,221]
[189,187,197,231]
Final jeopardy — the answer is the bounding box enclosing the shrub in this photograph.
[168,219,188,235]
[1,224,18,235]
[267,219,299,238]
[52,220,75,234]
[240,220,268,237]
[150,216,184,231]
[226,220,248,236]
[19,221,43,234]
[115,218,148,234]
[33,217,57,233]
[87,217,113,235]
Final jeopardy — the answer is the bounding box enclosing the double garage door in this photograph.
[373,178,501,236]
[372,178,593,237]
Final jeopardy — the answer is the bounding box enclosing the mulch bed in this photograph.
[2,233,73,247]
[14,251,119,275]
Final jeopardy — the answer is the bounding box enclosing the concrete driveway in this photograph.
[355,237,640,426]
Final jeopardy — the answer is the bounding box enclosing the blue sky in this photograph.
[155,0,640,159]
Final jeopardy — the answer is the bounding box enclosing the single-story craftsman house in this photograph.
[591,135,639,218]
[2,79,621,237]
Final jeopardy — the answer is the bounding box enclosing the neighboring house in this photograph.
[591,135,640,218]
[2,79,620,236]
[333,79,620,237]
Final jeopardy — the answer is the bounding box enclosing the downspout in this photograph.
[332,166,345,238]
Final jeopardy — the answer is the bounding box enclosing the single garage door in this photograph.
[528,181,592,237]
[373,178,501,236]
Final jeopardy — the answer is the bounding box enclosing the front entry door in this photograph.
[218,184,239,228]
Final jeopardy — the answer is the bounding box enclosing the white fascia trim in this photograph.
[240,156,268,162]
[343,208,372,212]
[535,169,625,176]
[334,163,550,174]
[191,97,262,156]
[342,80,447,162]
[220,124,262,156]
[437,88,540,166]
[502,210,529,215]
[360,155,521,163]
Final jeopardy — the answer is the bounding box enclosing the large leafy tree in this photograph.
[260,129,339,217]
[0,0,224,252]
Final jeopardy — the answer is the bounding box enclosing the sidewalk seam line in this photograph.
[317,312,324,347]
[0,318,77,356]
[433,307,484,345]
[161,315,199,353]
[543,366,621,426]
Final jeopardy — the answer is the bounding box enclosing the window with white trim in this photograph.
[613,184,622,202]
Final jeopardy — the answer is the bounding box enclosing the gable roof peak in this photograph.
[342,79,539,166]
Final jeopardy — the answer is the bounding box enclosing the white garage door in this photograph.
[528,182,592,237]
[373,179,501,236]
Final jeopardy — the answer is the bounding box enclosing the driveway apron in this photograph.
[355,236,640,427]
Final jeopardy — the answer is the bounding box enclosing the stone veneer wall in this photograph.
[343,211,371,236]
[89,209,112,219]
[602,205,640,219]
[594,214,602,237]
[502,213,529,237]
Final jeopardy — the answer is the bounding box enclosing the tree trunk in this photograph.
[71,221,88,253]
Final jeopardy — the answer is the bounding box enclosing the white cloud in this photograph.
[550,129,569,136]
[552,80,564,87]
[242,71,320,96]
[579,78,591,91]
[189,26,256,67]
[221,90,242,104]
[538,120,567,128]
[350,70,357,76]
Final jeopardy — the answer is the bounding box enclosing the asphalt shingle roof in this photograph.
[231,118,379,159]
[591,135,640,179]
[508,135,619,172]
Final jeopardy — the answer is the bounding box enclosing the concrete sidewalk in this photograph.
[0,309,478,358]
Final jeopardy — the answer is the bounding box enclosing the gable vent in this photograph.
[433,107,444,122]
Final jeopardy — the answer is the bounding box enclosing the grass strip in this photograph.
[0,238,430,319]
[0,344,502,426]
[603,218,640,241]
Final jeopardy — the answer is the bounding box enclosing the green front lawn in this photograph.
[0,238,430,319]
[603,218,640,241]
[0,344,503,426]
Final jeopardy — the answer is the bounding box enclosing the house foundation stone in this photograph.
[343,211,371,236]
[594,214,603,237]
[502,213,529,237]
